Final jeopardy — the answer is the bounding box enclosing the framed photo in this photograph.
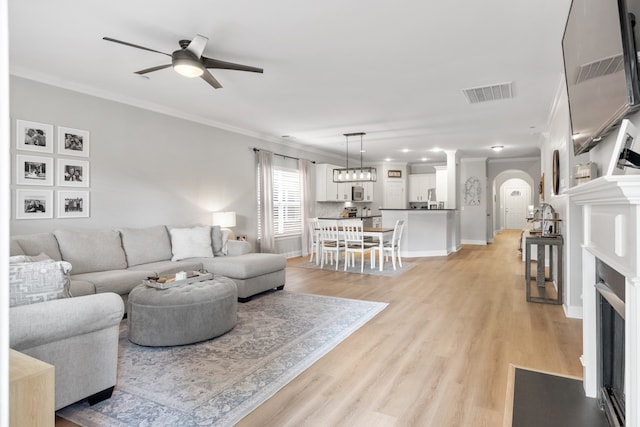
[15,189,53,219]
[388,170,402,178]
[57,190,89,218]
[58,126,90,157]
[16,154,54,186]
[15,120,54,153]
[57,158,89,187]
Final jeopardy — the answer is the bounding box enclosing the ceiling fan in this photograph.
[103,34,263,89]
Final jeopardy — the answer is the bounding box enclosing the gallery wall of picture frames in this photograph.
[14,119,91,220]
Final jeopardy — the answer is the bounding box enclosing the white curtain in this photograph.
[299,159,313,256]
[258,150,275,253]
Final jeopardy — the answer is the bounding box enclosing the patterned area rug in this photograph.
[295,259,415,277]
[57,291,387,426]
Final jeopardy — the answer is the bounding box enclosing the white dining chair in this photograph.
[372,219,405,270]
[308,217,320,263]
[341,219,376,273]
[318,220,343,270]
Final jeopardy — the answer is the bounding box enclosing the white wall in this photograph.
[459,158,487,244]
[9,76,337,251]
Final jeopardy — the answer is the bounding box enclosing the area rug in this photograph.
[57,291,387,427]
[295,259,415,277]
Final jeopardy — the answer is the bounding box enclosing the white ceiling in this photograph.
[8,0,572,164]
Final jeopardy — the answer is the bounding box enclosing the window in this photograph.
[257,164,302,238]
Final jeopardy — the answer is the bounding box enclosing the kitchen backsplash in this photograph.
[314,203,377,218]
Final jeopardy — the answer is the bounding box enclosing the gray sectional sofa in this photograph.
[9,224,286,410]
[10,224,287,306]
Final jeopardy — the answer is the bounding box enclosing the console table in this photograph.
[10,349,55,426]
[524,234,563,305]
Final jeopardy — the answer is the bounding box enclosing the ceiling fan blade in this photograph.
[200,70,223,89]
[134,64,173,75]
[203,57,264,73]
[185,34,208,58]
[103,37,171,57]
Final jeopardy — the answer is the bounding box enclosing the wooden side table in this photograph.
[10,349,55,427]
[524,234,564,304]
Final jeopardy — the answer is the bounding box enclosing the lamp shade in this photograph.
[212,211,236,228]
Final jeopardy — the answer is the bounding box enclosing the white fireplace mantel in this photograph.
[565,175,640,426]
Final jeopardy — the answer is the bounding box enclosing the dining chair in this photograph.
[318,219,343,270]
[341,219,376,273]
[307,217,320,263]
[373,219,405,270]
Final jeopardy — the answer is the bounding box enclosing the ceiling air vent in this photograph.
[462,82,513,104]
[575,54,624,84]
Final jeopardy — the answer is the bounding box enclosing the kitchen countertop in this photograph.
[379,208,456,211]
[318,215,382,220]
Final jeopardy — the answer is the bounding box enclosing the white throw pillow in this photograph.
[221,229,231,256]
[169,226,214,261]
[9,258,72,307]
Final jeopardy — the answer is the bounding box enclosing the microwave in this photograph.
[352,186,364,201]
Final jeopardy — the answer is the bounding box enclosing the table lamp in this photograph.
[212,211,236,240]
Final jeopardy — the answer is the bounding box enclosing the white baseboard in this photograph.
[461,239,487,245]
[563,304,583,319]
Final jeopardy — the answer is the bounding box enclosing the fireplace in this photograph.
[596,259,625,426]
[565,175,640,427]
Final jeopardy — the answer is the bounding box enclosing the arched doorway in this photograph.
[492,170,535,233]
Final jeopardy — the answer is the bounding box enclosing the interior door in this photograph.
[502,179,530,229]
[385,181,406,209]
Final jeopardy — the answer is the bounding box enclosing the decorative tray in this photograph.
[143,271,213,289]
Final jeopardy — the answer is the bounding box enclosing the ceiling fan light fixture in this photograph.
[173,61,204,78]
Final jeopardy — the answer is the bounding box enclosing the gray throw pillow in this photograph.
[9,258,72,307]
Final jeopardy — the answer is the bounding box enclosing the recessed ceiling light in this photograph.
[432,147,442,152]
[402,149,409,153]
[421,157,428,161]
[491,145,504,152]
[385,158,392,162]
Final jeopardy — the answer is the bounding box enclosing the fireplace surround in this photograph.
[566,176,640,427]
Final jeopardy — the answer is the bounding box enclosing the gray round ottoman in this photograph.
[127,275,237,347]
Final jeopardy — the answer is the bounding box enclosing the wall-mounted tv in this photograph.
[562,0,640,155]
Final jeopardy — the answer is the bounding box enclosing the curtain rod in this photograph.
[251,147,316,164]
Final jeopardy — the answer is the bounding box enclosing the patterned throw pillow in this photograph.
[9,258,72,307]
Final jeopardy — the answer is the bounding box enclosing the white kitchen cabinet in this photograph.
[315,164,341,201]
[362,181,374,202]
[337,182,351,201]
[409,174,435,202]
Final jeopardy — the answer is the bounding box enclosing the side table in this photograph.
[10,349,55,426]
[525,234,564,304]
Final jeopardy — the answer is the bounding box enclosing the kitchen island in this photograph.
[380,208,461,257]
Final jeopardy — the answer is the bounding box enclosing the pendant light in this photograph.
[332,132,377,182]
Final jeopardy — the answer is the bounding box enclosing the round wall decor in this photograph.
[552,150,560,195]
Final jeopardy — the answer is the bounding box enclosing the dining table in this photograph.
[315,226,394,272]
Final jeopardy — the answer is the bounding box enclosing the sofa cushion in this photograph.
[9,258,71,307]
[169,226,214,261]
[119,225,172,267]
[200,253,287,279]
[54,229,127,274]
[9,239,25,256]
[127,260,203,277]
[11,233,62,260]
[72,269,154,295]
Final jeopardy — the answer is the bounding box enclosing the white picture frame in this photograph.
[606,119,640,176]
[57,158,89,187]
[15,119,54,153]
[15,189,53,219]
[57,190,89,218]
[58,126,90,157]
[16,154,54,186]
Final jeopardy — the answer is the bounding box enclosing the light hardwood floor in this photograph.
[56,231,583,427]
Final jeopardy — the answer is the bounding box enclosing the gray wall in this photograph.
[9,76,338,250]
[459,158,487,244]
